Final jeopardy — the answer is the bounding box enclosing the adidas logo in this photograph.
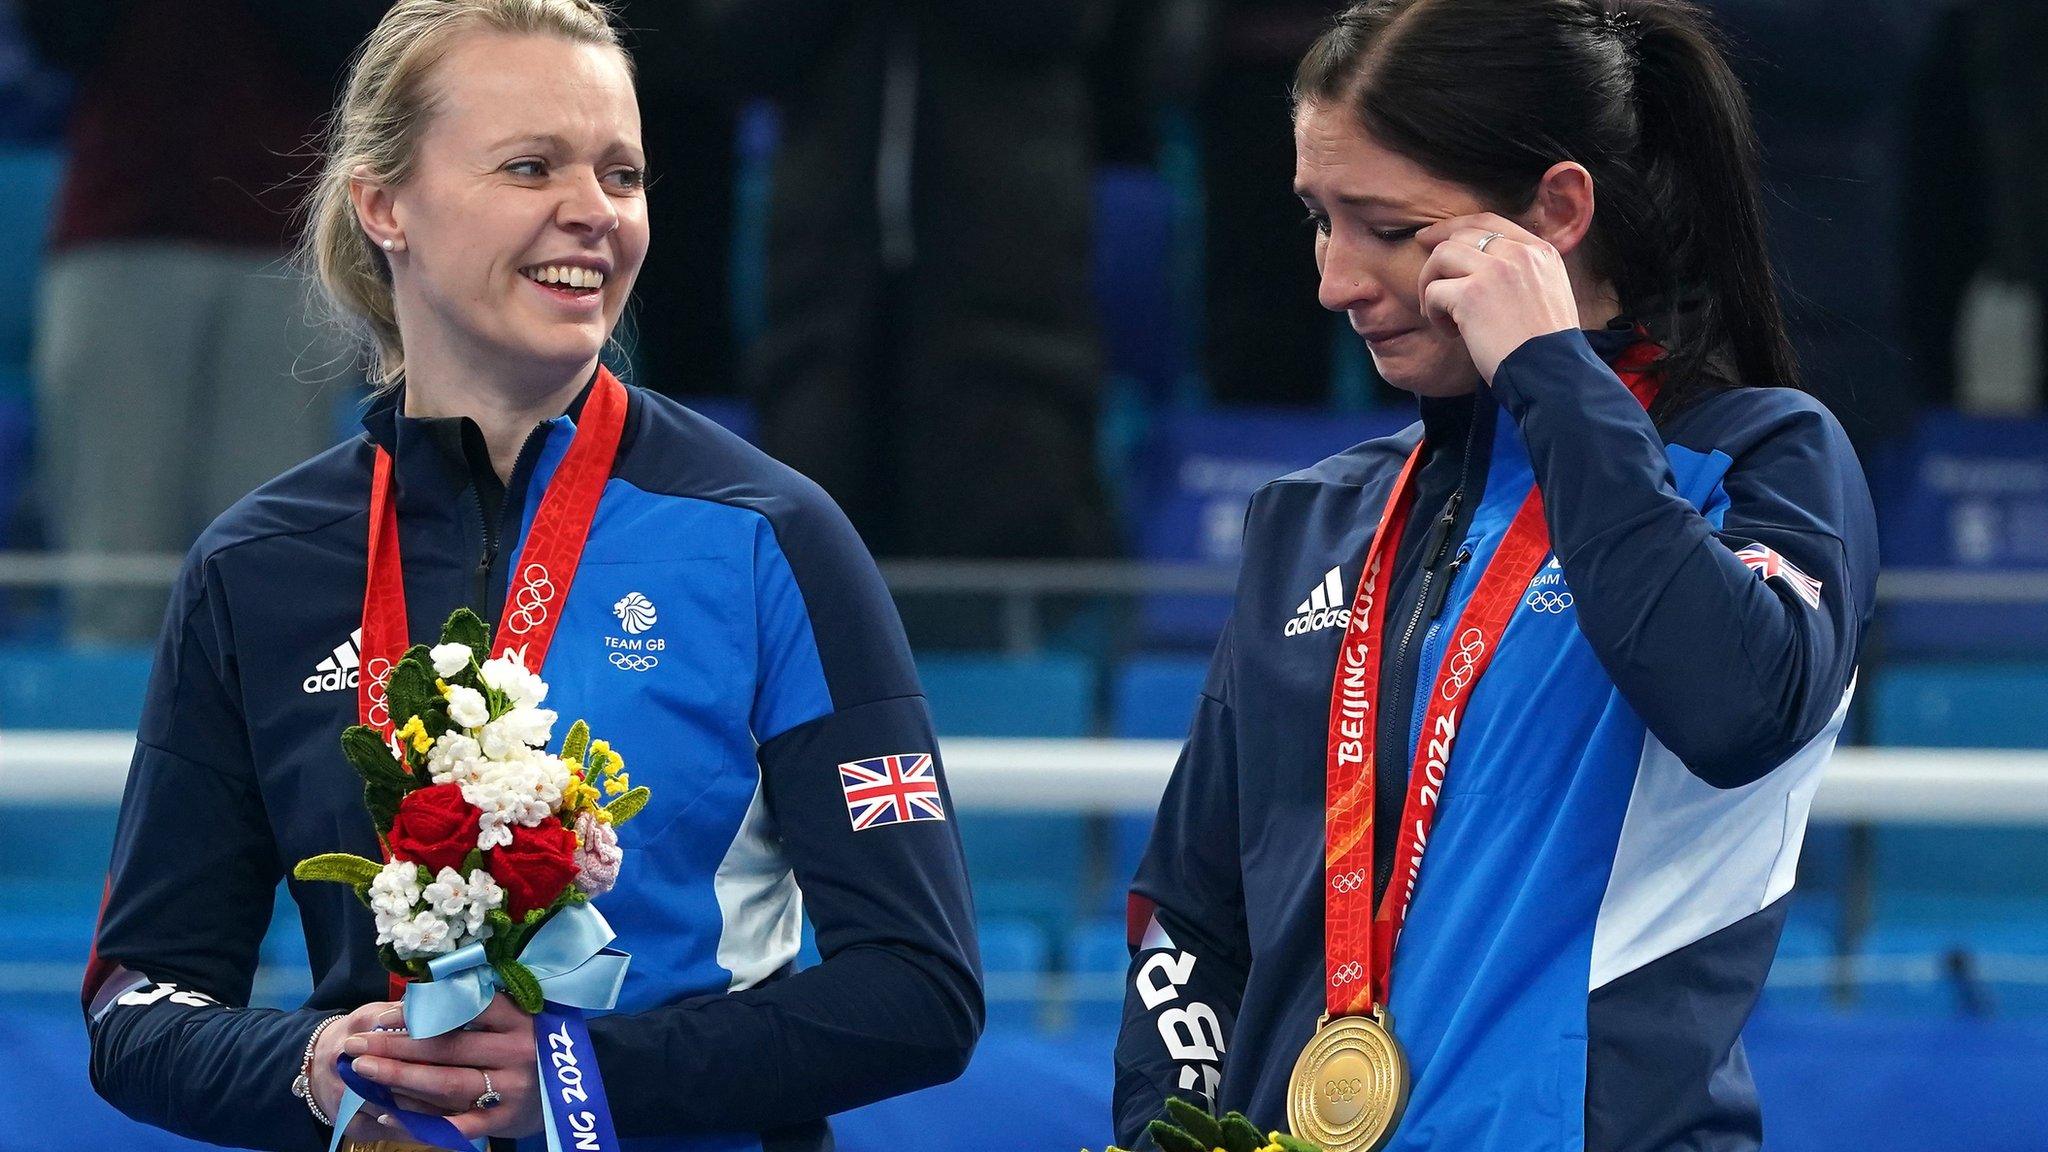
[302,628,363,694]
[1284,567,1351,637]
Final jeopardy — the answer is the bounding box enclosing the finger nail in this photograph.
[377,1115,393,1128]
[343,1036,368,1056]
[353,1057,378,1078]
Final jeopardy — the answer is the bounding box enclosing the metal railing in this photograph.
[7,552,2048,653]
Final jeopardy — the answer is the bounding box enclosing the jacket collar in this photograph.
[359,370,598,453]
[358,370,600,517]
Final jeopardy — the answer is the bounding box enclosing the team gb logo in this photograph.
[613,592,658,635]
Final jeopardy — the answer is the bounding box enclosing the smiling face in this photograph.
[375,29,648,386]
[1294,99,1500,398]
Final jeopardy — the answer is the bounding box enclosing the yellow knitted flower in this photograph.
[395,715,432,755]
[564,775,603,813]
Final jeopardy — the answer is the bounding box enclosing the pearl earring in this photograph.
[381,238,397,251]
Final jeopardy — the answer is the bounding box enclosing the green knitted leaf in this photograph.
[603,786,650,827]
[419,699,453,740]
[341,726,412,788]
[1272,1135,1325,1152]
[1146,1120,1207,1152]
[462,849,485,874]
[386,646,439,728]
[376,943,422,980]
[440,609,489,657]
[1219,1113,1266,1152]
[292,853,383,888]
[480,908,516,962]
[494,959,545,1014]
[1164,1098,1222,1148]
[561,720,591,769]
[537,886,577,922]
[365,779,405,834]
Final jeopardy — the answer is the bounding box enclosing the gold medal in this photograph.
[1287,1010,1410,1152]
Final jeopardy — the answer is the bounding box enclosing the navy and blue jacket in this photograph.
[1115,325,1878,1152]
[84,380,984,1152]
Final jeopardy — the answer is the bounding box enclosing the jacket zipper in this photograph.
[470,485,497,621]
[474,421,568,623]
[1375,412,1482,897]
[1387,412,1482,727]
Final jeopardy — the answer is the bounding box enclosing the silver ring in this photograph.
[1475,231,1505,253]
[474,1070,503,1110]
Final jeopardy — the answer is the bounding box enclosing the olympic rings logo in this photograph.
[1526,588,1574,614]
[1330,871,1368,894]
[1440,628,1487,700]
[365,657,394,729]
[1329,961,1365,987]
[505,563,557,635]
[609,652,660,673]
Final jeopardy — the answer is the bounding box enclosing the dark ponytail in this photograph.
[1621,2,1799,408]
[1294,0,1799,416]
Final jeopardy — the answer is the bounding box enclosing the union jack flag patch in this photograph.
[839,754,946,831]
[1734,543,1824,610]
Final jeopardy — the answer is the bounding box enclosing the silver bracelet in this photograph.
[291,1015,347,1127]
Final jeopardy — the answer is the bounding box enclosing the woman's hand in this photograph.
[343,992,544,1141]
[1414,213,1583,384]
[309,1000,429,1146]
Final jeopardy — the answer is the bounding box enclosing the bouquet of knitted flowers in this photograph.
[292,608,649,1010]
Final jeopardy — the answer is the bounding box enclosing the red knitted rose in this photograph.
[386,783,481,875]
[489,820,580,919]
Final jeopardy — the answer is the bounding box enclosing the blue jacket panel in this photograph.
[84,384,982,1152]
[1116,327,1877,1152]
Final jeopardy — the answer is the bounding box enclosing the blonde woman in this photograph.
[82,3,981,1149]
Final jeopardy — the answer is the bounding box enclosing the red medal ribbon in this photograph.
[1323,341,1660,1018]
[357,366,628,739]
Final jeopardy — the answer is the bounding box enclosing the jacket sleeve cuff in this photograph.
[1489,327,1632,421]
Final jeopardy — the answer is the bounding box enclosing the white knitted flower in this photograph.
[480,707,556,760]
[369,859,425,948]
[445,684,490,729]
[368,859,422,921]
[462,754,570,847]
[473,814,515,850]
[426,732,485,785]
[421,866,505,943]
[429,643,474,679]
[480,652,548,709]
[388,909,455,959]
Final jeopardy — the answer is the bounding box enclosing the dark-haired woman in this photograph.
[1115,3,1876,1150]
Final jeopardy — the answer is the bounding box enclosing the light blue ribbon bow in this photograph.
[326,903,631,1152]
[408,902,631,1038]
